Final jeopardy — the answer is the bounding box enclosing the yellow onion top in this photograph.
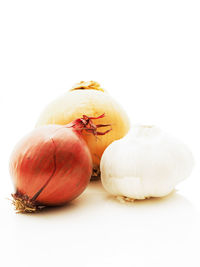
[36,81,130,177]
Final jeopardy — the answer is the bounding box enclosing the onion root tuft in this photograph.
[11,192,44,213]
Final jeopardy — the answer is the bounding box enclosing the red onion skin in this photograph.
[10,125,92,206]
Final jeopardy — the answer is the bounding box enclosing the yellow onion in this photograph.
[36,81,130,179]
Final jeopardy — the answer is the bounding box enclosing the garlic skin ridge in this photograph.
[100,125,194,200]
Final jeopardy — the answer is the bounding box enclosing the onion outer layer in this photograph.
[36,81,130,179]
[10,114,110,213]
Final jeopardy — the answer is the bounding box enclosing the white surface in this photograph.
[0,0,200,266]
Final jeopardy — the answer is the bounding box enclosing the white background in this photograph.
[0,0,200,266]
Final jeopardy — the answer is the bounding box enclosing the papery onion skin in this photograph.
[10,125,92,209]
[10,115,110,212]
[36,81,130,178]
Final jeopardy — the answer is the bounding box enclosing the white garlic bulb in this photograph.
[100,125,194,200]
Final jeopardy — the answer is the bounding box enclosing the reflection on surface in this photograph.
[10,179,199,267]
[11,179,196,220]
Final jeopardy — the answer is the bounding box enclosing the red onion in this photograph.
[10,114,110,213]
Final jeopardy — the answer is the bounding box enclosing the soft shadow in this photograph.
[16,180,105,217]
[105,189,174,204]
[87,179,104,188]
[13,181,195,218]
[105,189,195,214]
[27,201,77,216]
[17,197,88,218]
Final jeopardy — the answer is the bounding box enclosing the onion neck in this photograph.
[67,114,111,181]
[67,114,111,136]
[70,81,105,92]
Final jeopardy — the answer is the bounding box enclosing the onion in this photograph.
[36,81,130,179]
[10,114,110,213]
